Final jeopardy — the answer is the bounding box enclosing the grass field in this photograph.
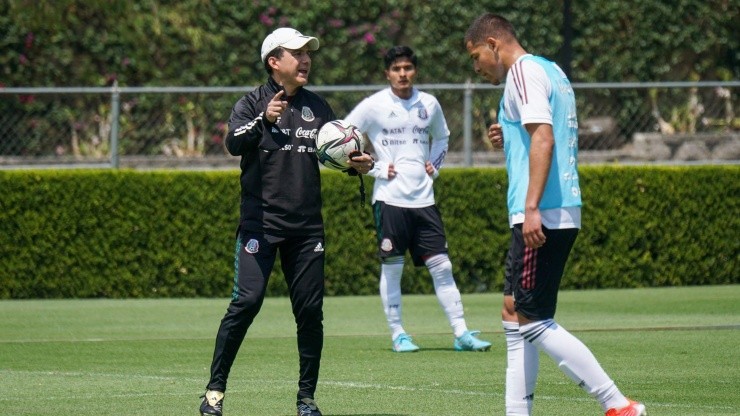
[1,286,738,415]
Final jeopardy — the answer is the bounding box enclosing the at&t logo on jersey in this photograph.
[382,127,406,135]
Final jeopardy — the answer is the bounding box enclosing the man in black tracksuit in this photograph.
[199,28,374,416]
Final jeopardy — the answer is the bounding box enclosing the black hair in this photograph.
[263,47,285,75]
[464,13,517,45]
[383,45,417,69]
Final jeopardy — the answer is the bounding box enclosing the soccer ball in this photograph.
[315,120,364,171]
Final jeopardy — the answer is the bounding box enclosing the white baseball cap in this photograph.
[260,27,319,62]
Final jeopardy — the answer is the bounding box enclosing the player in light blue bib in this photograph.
[466,13,646,416]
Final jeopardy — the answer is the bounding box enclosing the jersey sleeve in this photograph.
[224,94,266,156]
[429,99,450,171]
[344,98,370,132]
[511,59,553,126]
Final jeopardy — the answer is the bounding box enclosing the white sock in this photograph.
[520,319,629,411]
[504,320,538,415]
[379,257,405,340]
[426,254,467,337]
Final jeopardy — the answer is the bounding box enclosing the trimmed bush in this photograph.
[0,166,737,299]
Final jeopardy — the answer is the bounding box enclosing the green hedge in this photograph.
[0,166,737,299]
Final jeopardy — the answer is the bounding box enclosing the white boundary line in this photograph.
[0,369,736,412]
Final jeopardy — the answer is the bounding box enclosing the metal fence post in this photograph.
[463,79,473,166]
[109,81,121,168]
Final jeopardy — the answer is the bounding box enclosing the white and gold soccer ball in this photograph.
[315,120,365,171]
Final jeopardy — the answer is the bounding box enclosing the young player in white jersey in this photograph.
[344,46,492,353]
[466,14,646,416]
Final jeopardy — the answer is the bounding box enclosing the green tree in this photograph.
[2,0,736,87]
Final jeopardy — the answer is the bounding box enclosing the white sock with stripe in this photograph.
[520,319,629,411]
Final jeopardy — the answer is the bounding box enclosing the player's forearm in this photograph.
[429,136,449,171]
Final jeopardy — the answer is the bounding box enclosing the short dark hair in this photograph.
[464,13,517,46]
[383,45,417,69]
[263,47,285,75]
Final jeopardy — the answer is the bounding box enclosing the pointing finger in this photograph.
[272,90,285,101]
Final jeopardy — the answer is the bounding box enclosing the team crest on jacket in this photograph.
[245,239,259,254]
[381,238,393,252]
[301,106,315,122]
[417,107,428,120]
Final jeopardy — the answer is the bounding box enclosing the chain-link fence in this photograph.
[1,82,738,168]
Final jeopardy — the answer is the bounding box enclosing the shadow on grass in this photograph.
[386,348,486,353]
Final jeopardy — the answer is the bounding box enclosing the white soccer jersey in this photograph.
[345,87,450,208]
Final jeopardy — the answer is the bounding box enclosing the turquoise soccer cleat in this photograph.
[454,330,492,351]
[392,333,420,352]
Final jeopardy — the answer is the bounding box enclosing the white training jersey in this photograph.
[345,87,450,208]
[502,54,581,229]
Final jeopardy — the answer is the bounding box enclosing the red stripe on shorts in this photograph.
[522,246,537,289]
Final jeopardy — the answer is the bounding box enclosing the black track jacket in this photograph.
[225,77,336,237]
